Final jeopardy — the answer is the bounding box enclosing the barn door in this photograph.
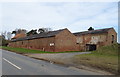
[86,44,96,51]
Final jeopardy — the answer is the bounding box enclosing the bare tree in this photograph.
[7,32,12,40]
[12,28,27,35]
[17,29,27,34]
[44,28,52,32]
[1,31,7,39]
[38,28,52,33]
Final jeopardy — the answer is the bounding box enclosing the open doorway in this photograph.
[86,44,96,51]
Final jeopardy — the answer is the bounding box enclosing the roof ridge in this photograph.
[11,28,67,42]
[73,27,113,34]
[73,27,113,36]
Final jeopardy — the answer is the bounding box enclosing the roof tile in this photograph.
[12,28,66,42]
[73,28,113,36]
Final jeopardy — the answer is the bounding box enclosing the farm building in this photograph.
[8,27,117,52]
[9,28,78,52]
[73,27,117,51]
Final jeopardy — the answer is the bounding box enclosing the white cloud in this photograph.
[1,2,118,34]
[64,2,118,32]
[0,0,119,2]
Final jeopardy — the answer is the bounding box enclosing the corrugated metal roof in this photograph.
[73,28,113,36]
[11,28,66,42]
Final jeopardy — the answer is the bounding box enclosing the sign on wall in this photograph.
[50,43,54,46]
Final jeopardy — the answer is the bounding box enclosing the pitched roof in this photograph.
[11,28,66,42]
[12,33,26,39]
[73,27,113,36]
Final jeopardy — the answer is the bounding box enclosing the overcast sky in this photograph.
[0,2,119,42]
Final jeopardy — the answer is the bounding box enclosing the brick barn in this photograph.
[73,27,117,51]
[9,28,78,52]
[8,27,117,52]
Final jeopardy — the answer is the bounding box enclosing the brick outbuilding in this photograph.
[73,27,117,51]
[9,27,117,52]
[9,28,78,52]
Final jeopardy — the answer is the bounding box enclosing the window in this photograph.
[112,35,114,43]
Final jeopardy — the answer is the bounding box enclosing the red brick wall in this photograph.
[75,28,117,51]
[28,37,55,52]
[9,29,79,52]
[55,29,78,52]
[8,28,117,52]
[9,37,55,52]
[107,28,117,45]
[76,33,109,51]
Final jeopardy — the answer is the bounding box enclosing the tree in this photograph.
[17,29,27,34]
[27,29,37,36]
[27,28,52,36]
[1,31,7,39]
[12,31,16,35]
[7,32,12,40]
[12,28,27,35]
[88,27,94,31]
[44,28,52,32]
[38,28,45,33]
[0,35,10,46]
[38,28,52,34]
[0,36,2,46]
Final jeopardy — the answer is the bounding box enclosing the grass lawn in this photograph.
[0,46,81,53]
[73,44,119,74]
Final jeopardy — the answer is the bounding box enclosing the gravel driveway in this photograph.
[25,52,91,64]
[25,52,112,75]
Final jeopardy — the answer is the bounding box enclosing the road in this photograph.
[1,49,101,75]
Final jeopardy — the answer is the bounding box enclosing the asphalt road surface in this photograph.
[1,49,101,75]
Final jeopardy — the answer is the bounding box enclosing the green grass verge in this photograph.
[1,46,81,53]
[92,44,118,56]
[73,44,119,74]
